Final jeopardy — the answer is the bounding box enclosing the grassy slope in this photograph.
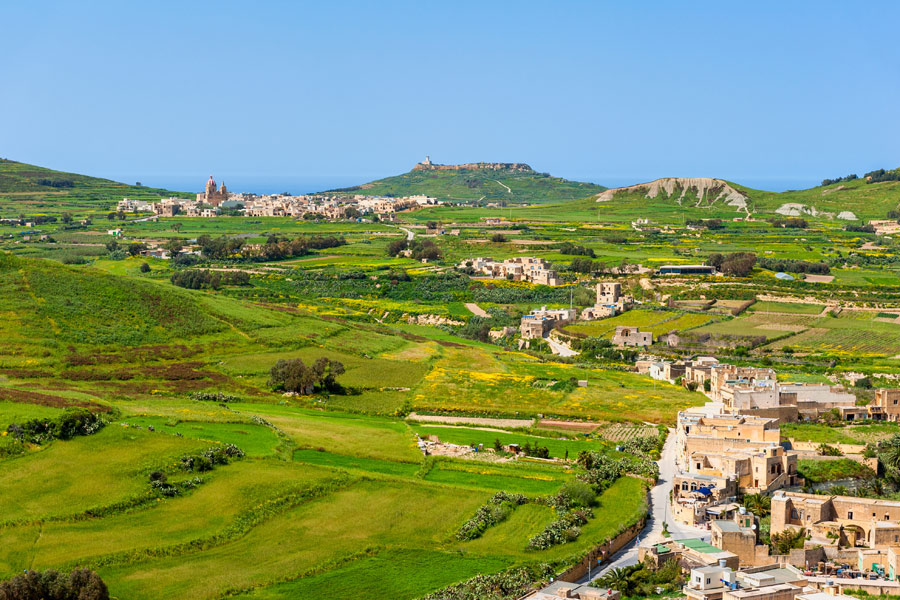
[0,158,190,216]
[324,166,606,205]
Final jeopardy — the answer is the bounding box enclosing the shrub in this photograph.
[457,491,528,541]
[6,407,105,444]
[558,480,596,508]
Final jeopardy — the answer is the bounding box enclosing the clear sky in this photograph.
[2,1,899,192]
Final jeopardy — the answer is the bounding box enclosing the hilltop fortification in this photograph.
[412,155,532,173]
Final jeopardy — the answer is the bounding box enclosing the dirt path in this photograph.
[407,413,534,428]
[464,302,489,318]
[494,180,512,194]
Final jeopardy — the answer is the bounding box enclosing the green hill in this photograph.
[324,160,606,205]
[0,158,190,217]
[590,174,900,223]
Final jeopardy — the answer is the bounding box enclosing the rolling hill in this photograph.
[594,174,900,222]
[0,158,190,216]
[323,158,606,205]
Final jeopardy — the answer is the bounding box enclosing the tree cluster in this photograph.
[864,168,900,184]
[268,357,346,395]
[558,242,595,257]
[685,218,724,229]
[707,252,757,277]
[821,174,858,186]
[844,223,876,233]
[768,217,808,229]
[757,257,830,274]
[0,569,108,600]
[170,269,250,290]
[567,256,594,274]
[386,239,441,260]
[36,177,75,188]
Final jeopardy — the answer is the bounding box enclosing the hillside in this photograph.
[324,159,606,205]
[0,158,190,217]
[594,174,900,222]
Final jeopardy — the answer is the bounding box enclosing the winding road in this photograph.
[580,429,709,583]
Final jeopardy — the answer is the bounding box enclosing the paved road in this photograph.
[580,429,709,583]
[398,226,414,241]
[545,334,578,357]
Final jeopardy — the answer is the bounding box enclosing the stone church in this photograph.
[198,176,228,206]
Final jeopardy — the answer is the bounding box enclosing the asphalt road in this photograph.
[581,429,710,583]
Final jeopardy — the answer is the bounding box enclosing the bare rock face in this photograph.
[596,177,748,212]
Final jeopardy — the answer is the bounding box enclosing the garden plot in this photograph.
[600,423,659,442]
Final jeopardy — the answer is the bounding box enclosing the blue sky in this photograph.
[2,1,899,191]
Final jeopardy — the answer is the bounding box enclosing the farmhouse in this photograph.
[520,305,575,339]
[771,491,900,550]
[612,326,652,347]
[465,256,561,286]
[581,282,634,320]
[844,388,900,422]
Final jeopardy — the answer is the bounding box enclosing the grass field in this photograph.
[5,156,900,598]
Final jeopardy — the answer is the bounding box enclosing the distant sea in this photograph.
[118,175,378,196]
[124,174,820,196]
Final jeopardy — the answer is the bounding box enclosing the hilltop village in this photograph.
[3,156,900,600]
[117,173,444,220]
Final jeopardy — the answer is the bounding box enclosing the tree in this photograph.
[164,238,184,256]
[343,206,361,219]
[490,233,507,243]
[386,239,408,257]
[127,242,147,257]
[139,262,151,273]
[107,212,117,220]
[61,212,73,224]
[268,357,345,395]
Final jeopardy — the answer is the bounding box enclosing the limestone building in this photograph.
[198,176,229,206]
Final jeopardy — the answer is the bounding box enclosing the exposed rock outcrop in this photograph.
[596,178,748,213]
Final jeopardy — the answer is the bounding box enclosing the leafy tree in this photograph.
[163,238,184,256]
[268,357,345,395]
[127,242,147,257]
[0,568,109,600]
[490,233,507,243]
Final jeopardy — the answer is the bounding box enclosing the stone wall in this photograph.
[557,517,648,583]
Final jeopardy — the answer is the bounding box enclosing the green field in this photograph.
[4,156,900,597]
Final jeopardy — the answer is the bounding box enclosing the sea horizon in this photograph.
[117,173,821,196]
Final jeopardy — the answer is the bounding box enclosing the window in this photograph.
[848,511,854,520]
[887,514,891,521]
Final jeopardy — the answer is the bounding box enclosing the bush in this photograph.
[457,492,528,541]
[139,262,151,273]
[558,480,596,508]
[6,407,106,444]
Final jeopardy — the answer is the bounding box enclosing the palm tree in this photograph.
[598,567,635,596]
[879,434,900,472]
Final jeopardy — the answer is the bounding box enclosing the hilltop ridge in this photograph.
[324,157,605,205]
[597,178,749,213]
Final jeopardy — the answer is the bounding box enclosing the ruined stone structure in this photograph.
[413,156,532,172]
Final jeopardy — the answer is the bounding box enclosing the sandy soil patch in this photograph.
[804,274,835,283]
